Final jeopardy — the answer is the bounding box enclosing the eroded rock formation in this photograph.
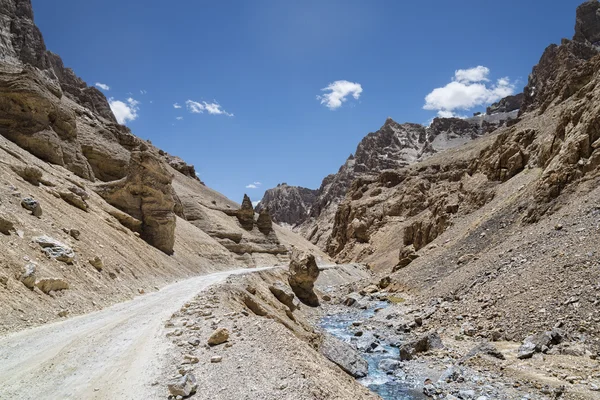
[94,151,177,254]
[288,250,320,307]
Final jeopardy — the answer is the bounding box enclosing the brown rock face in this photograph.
[236,194,255,231]
[573,0,600,45]
[256,208,273,235]
[288,250,320,307]
[94,151,177,254]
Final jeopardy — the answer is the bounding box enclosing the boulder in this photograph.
[33,235,75,263]
[11,165,42,186]
[207,328,229,346]
[517,329,563,359]
[287,250,320,307]
[94,151,177,254]
[269,282,299,311]
[0,212,15,235]
[21,197,42,217]
[395,245,419,271]
[343,292,363,307]
[236,194,255,230]
[399,331,444,361]
[319,334,368,378]
[18,263,36,289]
[36,278,69,294]
[167,373,197,398]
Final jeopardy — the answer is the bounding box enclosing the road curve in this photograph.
[0,267,273,400]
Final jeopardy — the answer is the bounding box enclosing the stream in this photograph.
[320,302,426,400]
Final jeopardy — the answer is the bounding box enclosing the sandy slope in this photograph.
[0,267,274,400]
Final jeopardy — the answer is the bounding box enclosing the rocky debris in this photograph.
[517,330,563,359]
[395,245,419,270]
[319,333,368,378]
[486,93,524,115]
[167,373,197,398]
[0,212,15,234]
[89,256,103,271]
[288,250,320,307]
[21,197,42,217]
[462,342,505,361]
[33,235,75,263]
[256,208,273,235]
[207,327,229,346]
[94,151,177,255]
[58,190,88,211]
[399,331,444,361]
[164,154,200,181]
[235,194,255,231]
[35,278,69,294]
[11,165,42,186]
[269,282,299,311]
[17,263,36,289]
[62,228,80,240]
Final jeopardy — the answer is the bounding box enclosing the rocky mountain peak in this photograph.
[573,0,600,45]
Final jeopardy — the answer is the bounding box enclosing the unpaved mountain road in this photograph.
[0,267,274,400]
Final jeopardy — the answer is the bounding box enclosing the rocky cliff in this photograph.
[260,109,521,248]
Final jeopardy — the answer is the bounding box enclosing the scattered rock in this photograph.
[36,278,69,294]
[59,190,88,211]
[18,263,36,289]
[89,256,103,271]
[517,330,563,359]
[0,212,15,235]
[457,254,476,265]
[21,197,42,217]
[288,250,320,307]
[58,310,68,317]
[208,328,230,346]
[463,341,505,361]
[33,236,75,263]
[168,373,197,397]
[210,355,223,363]
[399,331,444,361]
[319,333,368,378]
[0,275,8,285]
[269,282,299,311]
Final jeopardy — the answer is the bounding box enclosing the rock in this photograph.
[36,278,69,294]
[58,310,68,317]
[399,331,444,361]
[343,292,363,307]
[94,151,177,254]
[269,282,299,311]
[458,389,476,399]
[68,229,80,240]
[11,165,43,186]
[423,382,438,397]
[395,245,419,270]
[463,342,505,361]
[59,190,88,211]
[518,329,563,359]
[210,355,222,363]
[68,186,89,200]
[89,256,103,271]
[378,276,391,289]
[319,334,368,378]
[208,328,229,346]
[0,275,7,285]
[236,194,255,230]
[255,184,319,225]
[378,359,401,373]
[461,322,477,336]
[0,212,15,235]
[182,354,199,364]
[439,366,463,383]
[574,0,600,45]
[33,236,75,263]
[18,263,36,289]
[287,250,320,307]
[21,197,42,217]
[457,254,476,265]
[167,373,197,397]
[486,93,524,115]
[256,208,273,235]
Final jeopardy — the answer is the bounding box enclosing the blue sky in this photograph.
[32,0,583,204]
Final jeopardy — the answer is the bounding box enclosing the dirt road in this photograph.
[0,268,272,399]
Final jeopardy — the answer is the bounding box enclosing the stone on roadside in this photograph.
[208,328,230,346]
[168,373,197,397]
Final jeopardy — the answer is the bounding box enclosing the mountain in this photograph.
[0,0,325,334]
[258,103,522,248]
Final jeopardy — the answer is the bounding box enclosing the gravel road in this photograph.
[0,267,272,399]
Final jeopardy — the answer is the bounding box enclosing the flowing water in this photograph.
[320,303,425,400]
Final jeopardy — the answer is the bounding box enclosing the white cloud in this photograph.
[140,90,147,95]
[95,82,110,91]
[317,80,363,110]
[252,201,260,207]
[176,116,183,120]
[423,66,514,116]
[173,103,182,109]
[253,181,262,186]
[109,97,140,124]
[246,184,258,189]
[185,100,233,117]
